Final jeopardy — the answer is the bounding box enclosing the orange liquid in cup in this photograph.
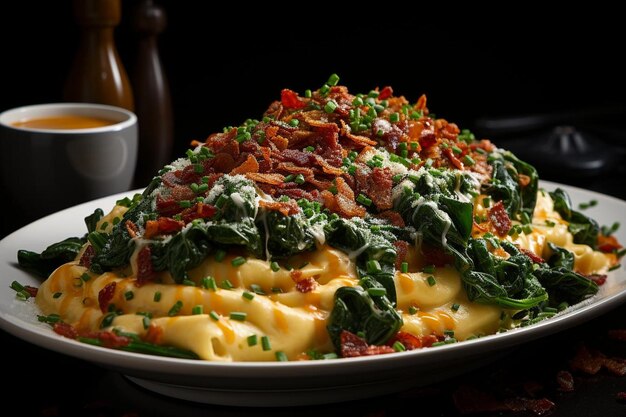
[12,115,117,130]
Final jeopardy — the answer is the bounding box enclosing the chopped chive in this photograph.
[53,292,62,299]
[214,249,226,262]
[168,300,183,316]
[275,351,289,362]
[392,174,403,183]
[294,174,305,185]
[304,89,312,98]
[250,284,265,295]
[142,316,150,330]
[327,73,340,86]
[209,310,220,321]
[242,291,255,301]
[100,313,116,328]
[247,334,258,346]
[426,276,436,286]
[376,129,384,137]
[192,305,203,315]
[221,279,234,290]
[609,264,621,271]
[352,97,364,106]
[401,262,409,273]
[261,336,272,351]
[153,291,162,302]
[230,312,247,321]
[124,291,134,301]
[578,199,598,210]
[289,119,300,127]
[347,165,357,175]
[444,338,457,344]
[451,145,462,154]
[356,194,372,206]
[482,197,491,207]
[444,329,455,337]
[99,221,109,231]
[284,174,295,182]
[81,272,91,282]
[431,341,446,347]
[422,265,435,274]
[182,279,196,286]
[367,287,387,297]
[389,112,400,123]
[545,220,556,227]
[324,100,338,113]
[178,200,192,208]
[366,259,382,274]
[202,276,217,291]
[305,146,315,152]
[408,305,418,315]
[231,256,246,267]
[392,341,406,352]
[271,287,283,293]
[463,155,475,166]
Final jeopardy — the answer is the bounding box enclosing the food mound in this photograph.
[19,75,622,362]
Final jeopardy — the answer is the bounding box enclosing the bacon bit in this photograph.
[290,269,317,293]
[598,234,623,253]
[136,246,155,286]
[421,245,453,267]
[453,385,555,416]
[418,129,437,149]
[378,86,393,100]
[393,241,409,269]
[98,282,117,313]
[125,220,139,238]
[269,134,289,151]
[587,274,607,286]
[340,330,395,358]
[443,147,464,170]
[568,344,626,376]
[181,203,216,224]
[259,199,300,216]
[143,323,163,344]
[368,167,394,210]
[608,329,626,342]
[415,94,427,111]
[78,245,95,268]
[231,154,259,175]
[280,89,306,110]
[386,331,439,350]
[143,220,159,240]
[295,277,317,293]
[276,162,314,177]
[245,172,285,186]
[313,154,344,175]
[96,331,131,349]
[556,370,575,392]
[156,196,182,217]
[488,201,512,237]
[520,248,545,264]
[23,285,38,298]
[377,210,405,228]
[53,322,78,339]
[212,152,237,173]
[518,174,531,187]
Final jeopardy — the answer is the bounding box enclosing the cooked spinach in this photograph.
[16,208,103,278]
[259,210,315,259]
[482,151,538,222]
[462,239,548,309]
[532,243,598,304]
[327,276,402,349]
[549,188,599,248]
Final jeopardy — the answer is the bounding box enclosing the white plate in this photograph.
[1,182,625,407]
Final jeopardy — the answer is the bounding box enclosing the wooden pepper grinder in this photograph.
[132,0,174,186]
[64,0,134,111]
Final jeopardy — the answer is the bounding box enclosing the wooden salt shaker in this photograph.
[64,0,134,111]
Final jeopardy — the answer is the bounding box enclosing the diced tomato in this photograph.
[136,246,155,286]
[281,89,306,109]
[488,201,512,237]
[79,245,95,268]
[378,86,393,100]
[53,322,78,339]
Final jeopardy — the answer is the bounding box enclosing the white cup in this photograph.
[0,103,137,229]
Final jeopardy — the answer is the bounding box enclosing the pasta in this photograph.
[20,75,622,362]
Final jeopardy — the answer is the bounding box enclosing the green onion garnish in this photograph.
[242,291,255,301]
[230,312,247,321]
[392,341,406,352]
[426,276,436,286]
[192,305,203,315]
[356,194,372,206]
[270,261,280,272]
[367,287,387,297]
[153,291,162,302]
[408,306,418,315]
[275,351,289,362]
[261,336,272,351]
[124,291,134,301]
[53,292,62,299]
[209,310,220,321]
[231,256,246,267]
[247,334,258,346]
[324,100,338,114]
[168,301,183,317]
[401,262,409,273]
[202,276,217,291]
